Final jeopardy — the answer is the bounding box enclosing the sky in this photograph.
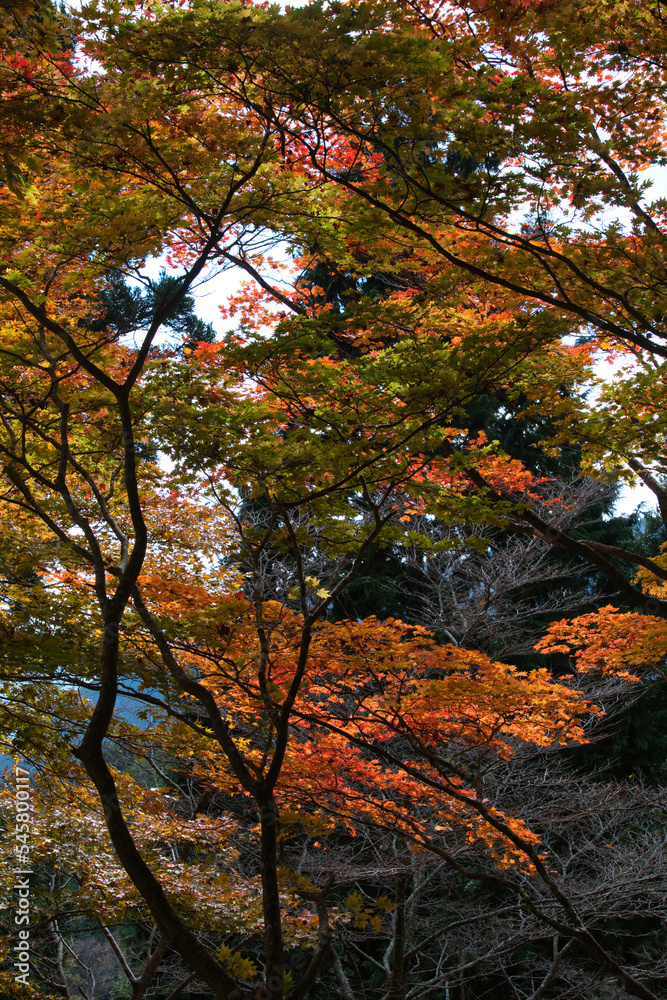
[153,250,661,520]
[137,8,667,524]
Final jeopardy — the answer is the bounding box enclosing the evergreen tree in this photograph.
[91,271,216,351]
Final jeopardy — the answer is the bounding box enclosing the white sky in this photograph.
[165,255,661,520]
[138,23,667,524]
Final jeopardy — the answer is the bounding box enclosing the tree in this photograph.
[1,2,667,999]
[90,271,217,352]
[133,0,667,613]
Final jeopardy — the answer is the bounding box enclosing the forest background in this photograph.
[2,0,667,998]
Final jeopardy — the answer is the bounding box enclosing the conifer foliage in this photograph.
[1,1,667,998]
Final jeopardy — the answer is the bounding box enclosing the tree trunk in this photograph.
[259,792,284,1000]
[387,868,409,1000]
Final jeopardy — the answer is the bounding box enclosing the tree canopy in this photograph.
[1,1,667,998]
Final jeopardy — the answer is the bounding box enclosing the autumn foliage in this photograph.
[1,1,667,999]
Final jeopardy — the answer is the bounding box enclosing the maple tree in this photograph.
[1,1,667,999]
